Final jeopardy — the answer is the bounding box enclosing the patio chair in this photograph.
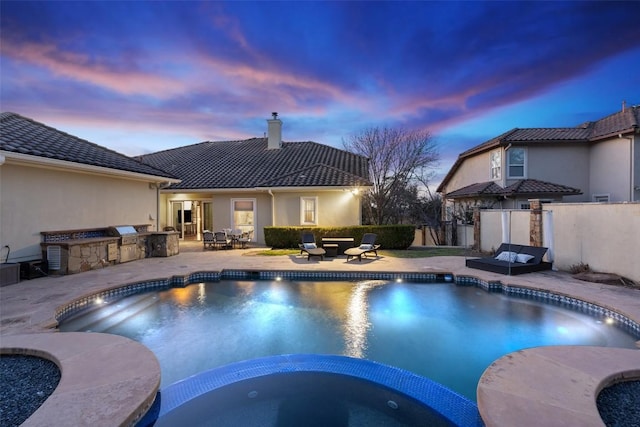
[203,231,215,250]
[344,233,380,262]
[214,231,232,250]
[298,232,326,260]
[237,229,253,249]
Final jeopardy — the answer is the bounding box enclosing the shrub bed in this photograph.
[264,225,415,249]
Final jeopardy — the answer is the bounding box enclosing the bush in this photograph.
[569,262,590,274]
[264,225,415,249]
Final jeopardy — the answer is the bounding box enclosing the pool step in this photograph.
[59,293,159,332]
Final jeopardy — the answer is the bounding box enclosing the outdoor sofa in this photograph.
[465,243,552,275]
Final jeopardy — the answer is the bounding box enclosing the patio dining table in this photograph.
[226,229,250,249]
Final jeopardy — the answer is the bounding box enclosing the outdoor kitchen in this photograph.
[40,225,179,275]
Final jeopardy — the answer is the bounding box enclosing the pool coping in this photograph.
[478,346,640,427]
[1,252,639,426]
[0,332,161,427]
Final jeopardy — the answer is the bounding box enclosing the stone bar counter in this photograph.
[40,225,179,275]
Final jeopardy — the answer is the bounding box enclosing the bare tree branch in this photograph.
[343,126,439,225]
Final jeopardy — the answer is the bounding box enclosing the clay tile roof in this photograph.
[445,179,582,199]
[589,105,640,139]
[500,179,582,196]
[0,112,177,179]
[505,128,591,141]
[136,138,372,190]
[445,181,504,198]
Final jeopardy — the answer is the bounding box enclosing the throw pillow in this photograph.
[495,251,518,262]
[359,244,373,250]
[516,253,535,264]
[303,243,317,249]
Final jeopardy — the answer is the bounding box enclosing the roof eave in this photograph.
[256,185,373,192]
[589,126,638,142]
[1,151,181,183]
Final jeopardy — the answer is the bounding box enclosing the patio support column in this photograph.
[529,199,543,247]
[472,207,481,251]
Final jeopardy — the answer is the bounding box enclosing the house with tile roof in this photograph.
[1,112,371,265]
[0,112,180,264]
[136,113,372,244]
[437,105,640,220]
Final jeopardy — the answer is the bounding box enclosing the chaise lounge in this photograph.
[465,243,552,275]
[344,233,380,262]
[299,232,326,261]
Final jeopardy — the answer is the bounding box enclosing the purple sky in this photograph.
[1,1,639,186]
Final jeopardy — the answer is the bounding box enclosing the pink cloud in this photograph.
[1,40,187,98]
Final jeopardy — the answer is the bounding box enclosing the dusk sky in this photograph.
[1,1,639,186]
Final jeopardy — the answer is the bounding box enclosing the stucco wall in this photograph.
[273,191,361,227]
[0,163,157,262]
[525,144,589,202]
[479,209,530,252]
[547,202,639,281]
[443,152,492,193]
[589,138,634,202]
[477,203,640,282]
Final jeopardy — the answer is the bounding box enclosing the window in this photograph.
[300,197,318,225]
[592,194,610,203]
[232,199,255,234]
[490,150,501,180]
[507,148,526,178]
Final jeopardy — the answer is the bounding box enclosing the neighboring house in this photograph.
[437,105,640,220]
[0,112,180,263]
[137,113,372,244]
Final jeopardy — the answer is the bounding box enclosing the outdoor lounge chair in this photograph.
[344,233,380,262]
[203,231,215,250]
[299,232,326,260]
[465,243,552,275]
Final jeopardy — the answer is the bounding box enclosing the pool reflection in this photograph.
[59,280,638,401]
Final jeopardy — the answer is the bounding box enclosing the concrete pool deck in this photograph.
[1,243,639,426]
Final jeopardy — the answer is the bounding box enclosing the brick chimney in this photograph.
[267,112,282,149]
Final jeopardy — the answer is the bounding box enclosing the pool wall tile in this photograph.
[54,270,640,339]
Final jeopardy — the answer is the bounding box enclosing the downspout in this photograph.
[631,133,636,202]
[156,185,160,231]
[631,135,635,202]
[268,189,275,226]
[620,133,635,201]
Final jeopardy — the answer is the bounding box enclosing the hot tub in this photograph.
[152,354,482,427]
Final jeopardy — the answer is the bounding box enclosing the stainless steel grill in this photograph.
[108,226,139,262]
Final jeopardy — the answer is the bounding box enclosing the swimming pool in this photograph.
[59,278,639,402]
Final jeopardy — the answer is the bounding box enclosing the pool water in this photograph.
[59,280,638,401]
